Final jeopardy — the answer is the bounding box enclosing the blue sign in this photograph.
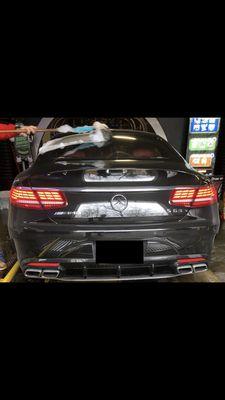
[189,118,220,134]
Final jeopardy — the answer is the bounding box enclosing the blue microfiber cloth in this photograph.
[57,124,93,134]
[72,126,93,133]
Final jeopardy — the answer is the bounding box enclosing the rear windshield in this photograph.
[40,133,180,161]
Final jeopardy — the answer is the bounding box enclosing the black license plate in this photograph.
[96,241,143,264]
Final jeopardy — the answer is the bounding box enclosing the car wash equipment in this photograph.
[39,122,111,155]
[0,121,110,135]
[10,135,33,171]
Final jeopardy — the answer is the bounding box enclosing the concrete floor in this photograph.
[5,221,225,283]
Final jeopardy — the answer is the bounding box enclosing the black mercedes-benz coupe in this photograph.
[8,129,220,281]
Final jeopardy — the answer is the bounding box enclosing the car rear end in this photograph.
[8,130,220,281]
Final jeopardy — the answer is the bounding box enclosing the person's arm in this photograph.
[0,123,37,141]
[0,123,17,141]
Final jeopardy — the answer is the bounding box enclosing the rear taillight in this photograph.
[10,187,67,210]
[170,185,217,208]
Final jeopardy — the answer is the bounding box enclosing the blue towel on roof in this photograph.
[72,126,93,133]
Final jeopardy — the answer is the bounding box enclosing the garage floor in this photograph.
[10,223,225,282]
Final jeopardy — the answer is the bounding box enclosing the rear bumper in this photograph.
[24,263,208,281]
[9,220,219,281]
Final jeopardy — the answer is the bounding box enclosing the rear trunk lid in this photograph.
[24,159,205,225]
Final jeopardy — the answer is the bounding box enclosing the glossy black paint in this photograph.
[8,130,220,281]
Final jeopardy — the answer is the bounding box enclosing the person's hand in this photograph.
[19,125,37,135]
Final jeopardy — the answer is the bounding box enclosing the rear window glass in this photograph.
[40,133,180,161]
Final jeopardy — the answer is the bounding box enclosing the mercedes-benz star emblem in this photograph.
[110,194,128,212]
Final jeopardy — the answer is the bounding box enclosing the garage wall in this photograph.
[157,118,189,156]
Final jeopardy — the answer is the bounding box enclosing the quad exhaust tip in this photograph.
[192,263,208,273]
[177,265,193,275]
[177,263,208,275]
[24,268,60,279]
[41,269,60,279]
[24,268,42,278]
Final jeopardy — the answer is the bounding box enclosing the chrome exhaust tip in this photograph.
[177,265,193,275]
[24,268,42,278]
[41,269,60,279]
[193,263,208,273]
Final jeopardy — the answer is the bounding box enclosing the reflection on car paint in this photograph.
[84,169,157,182]
[73,202,168,218]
